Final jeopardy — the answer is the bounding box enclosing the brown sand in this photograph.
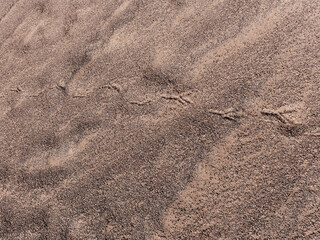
[0,0,319,239]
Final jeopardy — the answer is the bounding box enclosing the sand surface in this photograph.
[0,0,319,239]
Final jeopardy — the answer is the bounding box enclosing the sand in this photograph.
[0,0,319,239]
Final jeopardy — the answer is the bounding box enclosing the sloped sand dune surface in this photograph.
[0,0,319,239]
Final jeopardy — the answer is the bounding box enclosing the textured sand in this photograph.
[0,0,319,239]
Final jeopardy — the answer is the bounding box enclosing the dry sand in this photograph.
[0,0,319,239]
